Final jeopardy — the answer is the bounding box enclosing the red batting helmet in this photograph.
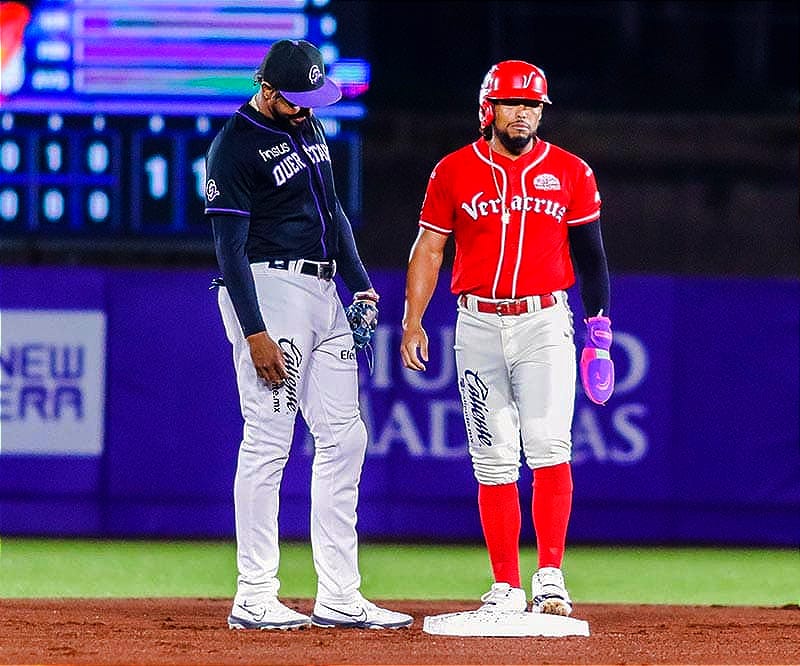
[478,60,551,130]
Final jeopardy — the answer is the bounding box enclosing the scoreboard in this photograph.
[0,0,369,243]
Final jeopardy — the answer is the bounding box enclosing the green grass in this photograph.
[1,538,797,606]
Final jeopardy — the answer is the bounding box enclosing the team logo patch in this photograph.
[533,173,561,191]
[308,64,322,85]
[205,179,220,201]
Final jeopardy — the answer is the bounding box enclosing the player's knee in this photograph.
[322,415,367,457]
[523,438,571,469]
[238,437,290,470]
[344,418,368,455]
[243,419,293,447]
[472,459,520,485]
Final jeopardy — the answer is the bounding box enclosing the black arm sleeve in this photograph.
[211,214,265,337]
[568,220,611,317]
[332,202,372,294]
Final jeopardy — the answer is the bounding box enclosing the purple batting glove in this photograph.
[580,314,615,405]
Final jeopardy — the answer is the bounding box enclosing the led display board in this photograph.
[0,0,369,240]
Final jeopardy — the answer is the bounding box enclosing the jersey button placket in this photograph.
[498,161,523,297]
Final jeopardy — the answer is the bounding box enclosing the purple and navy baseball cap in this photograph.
[256,39,341,107]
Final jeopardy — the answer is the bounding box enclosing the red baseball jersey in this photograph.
[419,137,601,298]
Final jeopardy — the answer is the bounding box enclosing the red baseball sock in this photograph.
[532,462,573,569]
[477,482,521,588]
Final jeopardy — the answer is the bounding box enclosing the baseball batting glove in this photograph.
[346,298,379,351]
[580,312,615,405]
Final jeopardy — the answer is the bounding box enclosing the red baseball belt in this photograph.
[459,293,557,316]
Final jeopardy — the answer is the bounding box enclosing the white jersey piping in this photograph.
[472,142,508,299]
[512,142,550,297]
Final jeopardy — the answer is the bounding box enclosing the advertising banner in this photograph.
[0,266,797,545]
[0,309,107,456]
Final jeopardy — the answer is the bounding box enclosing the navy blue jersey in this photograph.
[204,103,341,262]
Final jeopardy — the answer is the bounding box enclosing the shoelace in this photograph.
[480,588,510,605]
[540,574,564,589]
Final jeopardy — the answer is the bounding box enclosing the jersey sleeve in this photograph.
[332,201,371,294]
[563,158,602,226]
[204,128,253,217]
[418,157,454,236]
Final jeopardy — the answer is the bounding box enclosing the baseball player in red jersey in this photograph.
[400,60,614,617]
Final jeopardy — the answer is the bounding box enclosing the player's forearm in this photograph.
[333,202,372,293]
[211,215,266,337]
[568,220,610,316]
[402,245,443,328]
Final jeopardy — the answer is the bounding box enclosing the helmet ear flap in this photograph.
[479,99,494,130]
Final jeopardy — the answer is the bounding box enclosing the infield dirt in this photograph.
[1,598,798,665]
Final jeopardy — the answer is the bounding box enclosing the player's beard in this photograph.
[275,108,311,130]
[494,126,536,155]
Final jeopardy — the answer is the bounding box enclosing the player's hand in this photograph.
[400,323,429,372]
[580,313,615,405]
[354,288,380,303]
[246,331,288,385]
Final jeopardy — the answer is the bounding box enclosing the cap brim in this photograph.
[281,79,342,107]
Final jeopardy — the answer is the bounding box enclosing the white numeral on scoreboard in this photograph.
[1,141,20,171]
[144,155,168,199]
[43,189,65,221]
[87,142,110,173]
[0,189,19,220]
[45,142,63,171]
[88,190,110,221]
[192,157,206,200]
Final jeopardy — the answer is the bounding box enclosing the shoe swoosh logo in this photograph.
[320,604,368,622]
[239,602,266,621]
[592,372,611,390]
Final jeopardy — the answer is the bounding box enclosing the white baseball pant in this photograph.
[218,261,366,606]
[454,292,576,485]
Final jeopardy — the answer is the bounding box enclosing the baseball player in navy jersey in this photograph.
[400,60,614,617]
[204,39,412,631]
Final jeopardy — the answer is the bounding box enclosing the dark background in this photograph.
[353,1,798,278]
[2,0,798,277]
[362,1,798,115]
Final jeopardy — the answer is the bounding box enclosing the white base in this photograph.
[422,610,590,637]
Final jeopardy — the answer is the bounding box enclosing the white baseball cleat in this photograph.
[478,582,528,612]
[311,594,413,629]
[227,597,311,630]
[531,567,573,616]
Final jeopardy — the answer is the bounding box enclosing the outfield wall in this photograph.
[1,266,798,546]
